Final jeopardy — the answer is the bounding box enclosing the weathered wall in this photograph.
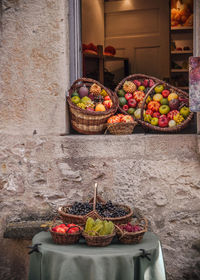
[0,134,200,280]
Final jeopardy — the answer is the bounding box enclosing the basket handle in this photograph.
[138,217,148,231]
[66,225,82,234]
[140,82,162,121]
[93,182,98,211]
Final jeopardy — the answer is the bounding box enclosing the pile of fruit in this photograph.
[107,114,134,124]
[142,85,190,128]
[66,200,129,218]
[70,83,113,112]
[117,78,155,116]
[51,223,80,234]
[84,217,114,236]
[118,222,142,233]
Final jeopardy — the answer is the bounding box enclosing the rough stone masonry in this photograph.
[0,1,200,280]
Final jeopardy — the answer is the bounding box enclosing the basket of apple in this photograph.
[49,217,83,245]
[106,114,137,135]
[114,74,162,119]
[138,82,194,132]
[67,78,118,134]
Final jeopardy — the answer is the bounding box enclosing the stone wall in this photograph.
[0,134,200,280]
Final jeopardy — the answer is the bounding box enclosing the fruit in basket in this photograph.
[119,222,142,233]
[160,98,169,105]
[133,91,145,102]
[71,96,81,104]
[133,80,141,87]
[138,85,145,91]
[125,93,133,101]
[159,105,170,115]
[180,106,190,118]
[71,91,79,97]
[103,99,113,109]
[117,89,125,97]
[77,103,86,109]
[144,114,152,123]
[84,218,114,236]
[123,81,136,93]
[100,89,108,97]
[162,89,170,98]
[88,94,95,101]
[149,79,155,87]
[148,101,160,112]
[107,116,121,123]
[146,96,152,104]
[168,92,178,101]
[86,107,95,112]
[81,96,92,105]
[128,98,137,108]
[158,115,169,128]
[104,96,111,101]
[134,108,142,119]
[145,109,153,116]
[153,93,163,102]
[167,110,179,120]
[152,112,161,118]
[169,98,180,110]
[123,104,129,111]
[79,85,89,98]
[173,113,184,124]
[90,83,101,95]
[121,115,134,123]
[119,97,127,107]
[142,79,149,87]
[155,85,164,93]
[151,117,159,126]
[168,120,176,127]
[95,103,106,112]
[127,108,136,115]
[52,223,79,234]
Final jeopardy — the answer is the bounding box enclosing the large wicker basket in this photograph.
[67,78,118,134]
[116,217,148,244]
[138,81,194,133]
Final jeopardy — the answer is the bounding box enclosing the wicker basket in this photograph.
[82,230,115,247]
[116,217,148,244]
[114,74,162,116]
[105,121,137,135]
[67,78,118,134]
[138,81,194,132]
[49,217,83,245]
[58,184,133,226]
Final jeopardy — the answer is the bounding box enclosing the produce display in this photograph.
[117,78,155,117]
[51,223,80,234]
[107,114,134,124]
[70,83,114,112]
[67,201,129,218]
[118,223,142,233]
[142,85,190,128]
[84,218,114,236]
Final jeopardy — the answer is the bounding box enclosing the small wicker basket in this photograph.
[105,121,137,135]
[49,217,83,245]
[82,230,116,247]
[116,217,148,244]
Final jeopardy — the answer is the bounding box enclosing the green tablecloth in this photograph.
[28,231,166,280]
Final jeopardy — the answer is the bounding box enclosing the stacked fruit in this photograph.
[84,217,114,236]
[71,83,113,112]
[117,78,155,117]
[118,222,142,233]
[107,114,134,124]
[143,85,190,128]
[51,223,80,234]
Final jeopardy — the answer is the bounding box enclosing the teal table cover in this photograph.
[28,231,166,280]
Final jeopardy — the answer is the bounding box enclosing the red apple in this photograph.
[145,109,153,116]
[158,115,169,128]
[128,98,137,108]
[162,90,170,98]
[142,79,149,87]
[149,79,155,87]
[103,99,113,109]
[167,110,179,120]
[104,96,111,101]
[133,80,141,87]
[125,93,133,100]
[123,104,129,111]
[153,112,161,118]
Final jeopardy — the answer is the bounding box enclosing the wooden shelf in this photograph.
[171,26,193,31]
[171,50,193,54]
[171,69,189,72]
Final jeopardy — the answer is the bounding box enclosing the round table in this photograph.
[28,231,166,280]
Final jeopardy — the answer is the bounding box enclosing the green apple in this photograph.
[159,105,170,115]
[160,98,169,105]
[151,117,159,126]
[118,89,125,97]
[180,106,190,119]
[168,120,176,127]
[138,85,145,91]
[127,108,136,115]
[71,96,81,104]
[119,97,127,106]
[155,85,164,93]
[81,96,92,105]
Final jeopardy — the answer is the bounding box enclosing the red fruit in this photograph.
[149,79,155,87]
[103,100,112,109]
[167,110,179,120]
[153,112,161,118]
[86,107,95,111]
[133,79,141,87]
[162,90,170,98]
[123,104,129,111]
[104,96,111,101]
[88,94,95,101]
[158,115,169,128]
[56,227,66,234]
[128,98,137,108]
[145,109,153,116]
[125,93,133,100]
[142,79,149,87]
[133,91,145,102]
[148,101,160,112]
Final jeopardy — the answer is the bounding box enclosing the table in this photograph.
[28,231,166,280]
